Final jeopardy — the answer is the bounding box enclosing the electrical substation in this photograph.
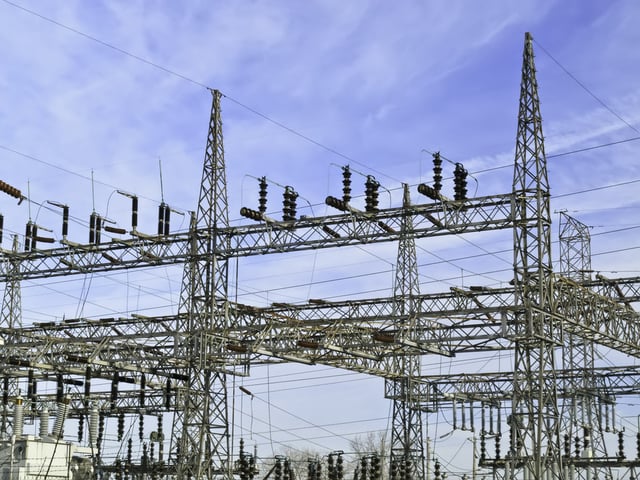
[2,32,640,480]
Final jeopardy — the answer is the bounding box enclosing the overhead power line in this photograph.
[533,38,640,135]
[1,0,400,183]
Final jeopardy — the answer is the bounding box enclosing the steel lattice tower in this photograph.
[1,236,21,330]
[0,235,21,438]
[510,32,560,479]
[558,212,591,284]
[559,212,612,479]
[388,185,425,480]
[174,89,233,480]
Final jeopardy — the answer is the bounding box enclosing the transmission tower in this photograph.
[173,89,234,479]
[0,235,21,438]
[509,31,559,480]
[558,212,613,480]
[388,185,425,480]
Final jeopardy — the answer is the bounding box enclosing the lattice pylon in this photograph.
[559,212,612,480]
[173,89,232,480]
[558,212,591,283]
[388,185,425,480]
[1,235,21,330]
[0,235,21,437]
[510,32,560,479]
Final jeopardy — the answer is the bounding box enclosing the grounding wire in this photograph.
[230,233,517,301]
[1,0,401,184]
[0,144,176,208]
[555,177,640,199]
[245,353,505,392]
[1,0,210,90]
[21,268,179,313]
[533,38,640,136]
[547,135,640,159]
[241,370,366,388]
[232,416,390,454]
[241,394,355,444]
[244,416,389,436]
[265,364,276,456]
[233,398,468,454]
[244,376,376,397]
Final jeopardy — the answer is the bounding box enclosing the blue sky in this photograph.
[2,0,640,475]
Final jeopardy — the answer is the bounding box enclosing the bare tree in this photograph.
[349,431,388,480]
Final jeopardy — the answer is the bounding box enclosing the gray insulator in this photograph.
[52,398,69,439]
[89,405,99,448]
[39,407,49,438]
[13,396,24,439]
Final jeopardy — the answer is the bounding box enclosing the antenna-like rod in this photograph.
[91,169,96,213]
[27,180,32,221]
[159,158,165,203]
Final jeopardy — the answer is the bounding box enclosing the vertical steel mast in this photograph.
[0,235,21,437]
[388,185,425,480]
[510,32,560,479]
[1,236,21,330]
[174,89,232,480]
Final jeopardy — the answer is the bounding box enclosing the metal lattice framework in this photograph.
[2,32,640,480]
[173,89,233,479]
[558,212,611,480]
[509,31,559,479]
[387,186,425,480]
